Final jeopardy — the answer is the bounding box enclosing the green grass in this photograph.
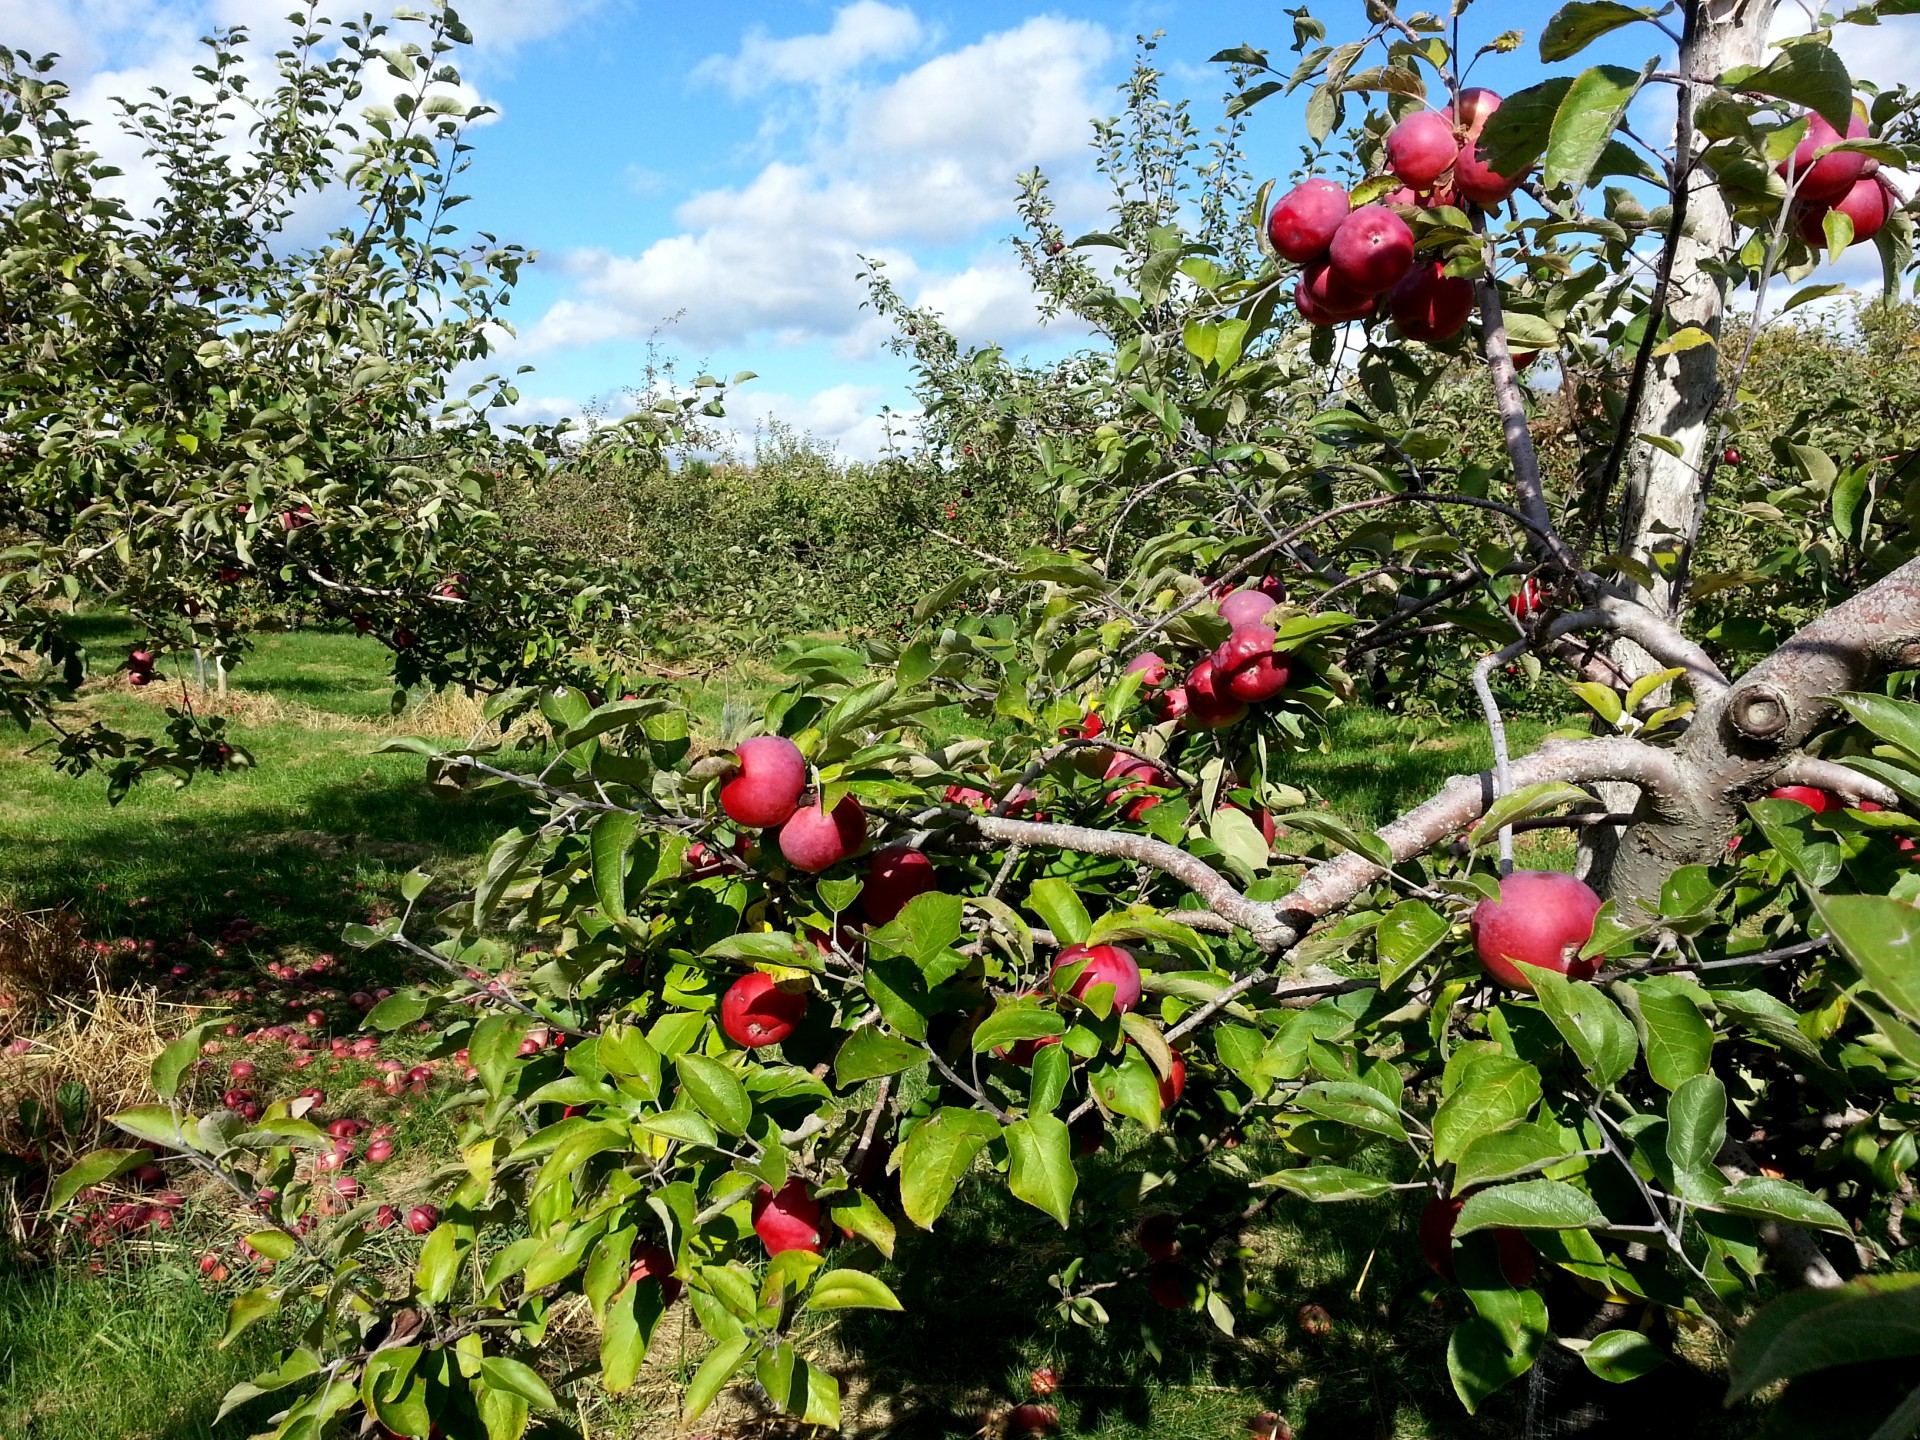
[0,621,1618,1439]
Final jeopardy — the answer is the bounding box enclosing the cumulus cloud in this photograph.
[718,383,913,463]
[517,9,1115,356]
[694,0,926,96]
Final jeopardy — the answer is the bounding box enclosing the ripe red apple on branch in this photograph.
[752,1179,822,1256]
[1050,942,1142,1014]
[1418,1193,1536,1287]
[720,735,807,828]
[720,970,809,1048]
[1470,871,1603,990]
[778,793,867,871]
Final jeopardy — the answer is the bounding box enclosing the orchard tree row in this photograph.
[18,0,1920,1437]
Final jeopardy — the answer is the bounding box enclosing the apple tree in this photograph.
[48,0,1920,1435]
[0,3,719,798]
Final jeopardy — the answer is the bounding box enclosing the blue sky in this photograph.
[11,0,1919,457]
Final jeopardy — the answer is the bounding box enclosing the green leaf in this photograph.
[108,1105,192,1150]
[1259,1165,1397,1201]
[1834,693,1920,762]
[1477,76,1575,177]
[1540,2,1656,62]
[1449,1314,1542,1413]
[899,1107,999,1228]
[1812,891,1920,1024]
[675,1054,752,1136]
[1433,1055,1542,1164]
[1454,1123,1577,1192]
[681,1334,752,1424]
[834,1028,925,1086]
[1665,1072,1728,1202]
[1545,63,1651,192]
[1026,878,1091,945]
[1003,1116,1077,1226]
[220,1288,280,1348]
[47,1148,146,1209]
[1780,281,1848,317]
[971,1001,1064,1055]
[1583,1328,1667,1382]
[1724,41,1855,135]
[1091,1048,1165,1131]
[1527,968,1637,1089]
[1377,899,1450,988]
[415,1222,461,1305]
[478,1357,557,1412]
[1728,1275,1920,1400]
[1293,1081,1407,1141]
[1649,324,1714,358]
[1470,782,1596,846]
[806,1267,906,1312]
[473,829,537,926]
[1715,1176,1850,1233]
[243,1229,296,1262]
[589,811,638,926]
[1455,1179,1608,1233]
[151,1023,213,1101]
[367,991,431,1033]
[1620,980,1713,1091]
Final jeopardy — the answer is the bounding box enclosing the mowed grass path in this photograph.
[1,622,1624,1440]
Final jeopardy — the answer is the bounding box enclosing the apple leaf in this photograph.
[1455,1179,1608,1233]
[1811,890,1920,1025]
[1377,898,1449,988]
[899,1107,999,1228]
[1582,1328,1667,1382]
[47,1147,147,1209]
[1545,63,1652,192]
[1714,1176,1851,1233]
[674,1054,752,1136]
[805,1268,906,1312]
[1259,1165,1398,1201]
[1003,1115,1077,1226]
[681,1334,752,1425]
[589,810,639,925]
[1539,1,1657,62]
[1026,878,1091,945]
[970,1000,1064,1055]
[220,1287,281,1348]
[1432,1055,1542,1164]
[1728,1275,1920,1401]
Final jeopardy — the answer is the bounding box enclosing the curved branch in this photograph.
[1768,756,1901,809]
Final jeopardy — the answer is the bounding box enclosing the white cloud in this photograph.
[519,12,1116,357]
[695,0,926,96]
[915,259,1057,345]
[720,383,912,463]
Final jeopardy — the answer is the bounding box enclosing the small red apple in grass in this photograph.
[373,1204,399,1230]
[1418,1193,1536,1287]
[1389,261,1475,344]
[1266,177,1350,263]
[778,794,867,872]
[228,1060,254,1079]
[1138,1212,1179,1261]
[720,735,807,828]
[1051,942,1142,1014]
[752,1179,822,1256]
[1469,870,1603,990]
[862,845,937,923]
[1386,108,1459,188]
[365,1137,394,1164]
[1768,785,1833,812]
[1007,1402,1060,1438]
[1147,1260,1199,1310]
[626,1240,683,1305]
[720,970,810,1048]
[1028,1365,1060,1397]
[1328,205,1415,295]
[1297,1303,1333,1336]
[1250,1412,1293,1440]
[405,1204,438,1235]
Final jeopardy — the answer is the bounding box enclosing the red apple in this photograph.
[405,1204,438,1235]
[365,1138,394,1164]
[1182,658,1249,729]
[1147,1260,1197,1310]
[1223,651,1291,703]
[1328,206,1415,295]
[1138,1212,1179,1261]
[1267,178,1351,262]
[1158,1048,1186,1111]
[1051,942,1142,1014]
[1159,686,1191,724]
[1768,785,1832,812]
[1387,109,1460,188]
[627,1240,683,1305]
[752,1179,822,1255]
[721,970,809,1048]
[1219,589,1278,628]
[862,845,937,923]
[779,794,867,872]
[1507,577,1543,618]
[1298,256,1376,320]
[1008,1402,1060,1438]
[720,735,807,828]
[1126,652,1169,687]
[1389,261,1475,343]
[1469,871,1603,990]
[1798,173,1895,248]
[1418,1193,1536,1287]
[1778,111,1873,206]
[1447,89,1526,207]
[373,1204,399,1230]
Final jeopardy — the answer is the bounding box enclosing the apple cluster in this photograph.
[126,646,157,687]
[1126,578,1295,732]
[1781,111,1896,251]
[1267,91,1524,341]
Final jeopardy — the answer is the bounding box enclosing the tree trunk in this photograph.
[1584,0,1779,892]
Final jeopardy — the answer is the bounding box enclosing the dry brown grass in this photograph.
[0,904,102,1033]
